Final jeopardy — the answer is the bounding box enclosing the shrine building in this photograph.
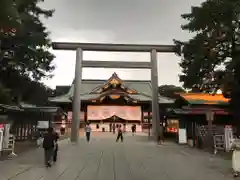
[49,72,174,132]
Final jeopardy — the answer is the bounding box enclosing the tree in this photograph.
[175,0,240,134]
[0,0,55,105]
[0,0,55,79]
[158,85,185,99]
[0,0,21,29]
[0,67,54,105]
[21,80,55,105]
[0,83,11,104]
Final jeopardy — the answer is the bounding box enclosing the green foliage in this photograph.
[176,0,240,134]
[0,82,11,104]
[0,0,55,105]
[158,85,185,99]
[175,0,240,92]
[0,0,55,80]
[0,67,55,105]
[0,0,21,29]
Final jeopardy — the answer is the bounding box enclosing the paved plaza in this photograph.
[0,132,234,180]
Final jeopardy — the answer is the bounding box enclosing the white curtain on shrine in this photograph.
[67,111,85,122]
[87,106,141,120]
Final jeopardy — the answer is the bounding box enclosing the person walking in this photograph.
[123,123,126,133]
[116,125,123,142]
[42,127,55,167]
[85,122,92,142]
[53,129,60,163]
[109,123,112,132]
[113,123,116,134]
[131,124,136,136]
[60,124,66,135]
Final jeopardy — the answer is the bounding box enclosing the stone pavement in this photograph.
[0,132,234,180]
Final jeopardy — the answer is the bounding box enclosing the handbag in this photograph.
[53,141,59,151]
[37,137,43,147]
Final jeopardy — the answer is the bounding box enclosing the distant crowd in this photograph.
[85,122,137,142]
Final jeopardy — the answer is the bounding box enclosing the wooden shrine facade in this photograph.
[49,73,174,131]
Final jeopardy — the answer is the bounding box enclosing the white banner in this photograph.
[178,129,187,144]
[0,129,3,151]
[87,106,141,121]
[37,121,49,129]
[68,111,85,121]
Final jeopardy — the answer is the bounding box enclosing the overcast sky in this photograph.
[40,0,204,88]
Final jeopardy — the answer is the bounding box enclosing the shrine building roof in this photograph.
[49,72,174,104]
[178,93,229,105]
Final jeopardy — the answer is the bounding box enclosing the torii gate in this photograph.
[52,42,179,143]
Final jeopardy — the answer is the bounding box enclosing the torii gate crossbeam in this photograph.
[52,42,178,143]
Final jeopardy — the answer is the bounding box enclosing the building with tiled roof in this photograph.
[49,72,174,132]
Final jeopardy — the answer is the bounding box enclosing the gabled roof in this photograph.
[178,93,229,105]
[49,73,175,104]
[91,72,137,94]
[55,86,70,96]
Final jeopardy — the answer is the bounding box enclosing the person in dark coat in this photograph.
[53,130,60,163]
[116,125,124,142]
[109,123,112,132]
[42,127,55,167]
[131,124,136,136]
[113,123,116,134]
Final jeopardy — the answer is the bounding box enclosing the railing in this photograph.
[197,125,234,154]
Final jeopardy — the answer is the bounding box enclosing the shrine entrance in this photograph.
[87,106,142,132]
[52,42,179,142]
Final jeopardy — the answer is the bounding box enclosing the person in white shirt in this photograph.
[85,122,92,142]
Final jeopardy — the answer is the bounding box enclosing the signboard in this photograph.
[67,111,85,121]
[178,129,187,144]
[224,125,234,151]
[37,121,49,129]
[3,124,10,149]
[0,129,3,152]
